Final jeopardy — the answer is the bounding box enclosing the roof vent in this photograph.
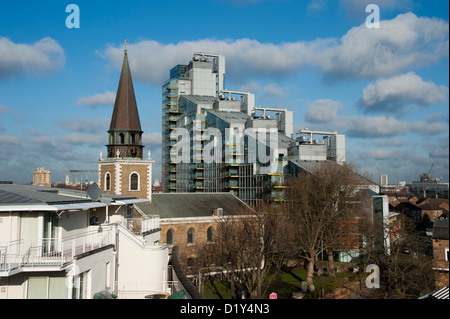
[213,207,223,217]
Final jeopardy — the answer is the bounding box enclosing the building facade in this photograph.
[32,167,51,187]
[0,184,169,299]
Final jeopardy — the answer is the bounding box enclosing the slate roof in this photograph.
[136,192,250,219]
[289,159,378,187]
[0,184,91,205]
[432,219,449,240]
[109,49,142,132]
[0,184,142,208]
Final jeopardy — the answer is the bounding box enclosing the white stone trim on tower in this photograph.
[115,161,122,195]
[147,163,152,201]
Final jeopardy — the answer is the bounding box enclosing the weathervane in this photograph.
[124,39,129,53]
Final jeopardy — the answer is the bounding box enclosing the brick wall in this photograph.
[433,238,449,288]
[160,221,218,266]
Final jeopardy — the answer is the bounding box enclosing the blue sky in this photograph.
[0,0,448,185]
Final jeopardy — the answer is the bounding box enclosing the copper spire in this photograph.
[109,42,142,132]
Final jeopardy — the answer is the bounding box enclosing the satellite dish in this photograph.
[86,182,102,201]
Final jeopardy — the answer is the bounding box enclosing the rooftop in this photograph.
[0,184,146,211]
[135,192,250,219]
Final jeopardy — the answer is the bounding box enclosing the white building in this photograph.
[0,184,170,299]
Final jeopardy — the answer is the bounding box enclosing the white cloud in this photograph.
[317,13,449,81]
[316,114,448,138]
[143,132,162,147]
[344,115,407,138]
[58,117,110,134]
[409,121,448,136]
[0,134,21,145]
[263,83,286,100]
[76,91,116,107]
[359,72,448,114]
[100,13,448,84]
[374,139,408,147]
[0,37,65,79]
[59,133,104,148]
[305,99,343,122]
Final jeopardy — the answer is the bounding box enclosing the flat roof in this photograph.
[0,184,145,212]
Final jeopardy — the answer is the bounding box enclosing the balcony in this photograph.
[0,227,115,274]
[115,280,179,299]
[120,215,160,235]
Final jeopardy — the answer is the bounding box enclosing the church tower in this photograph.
[98,44,154,200]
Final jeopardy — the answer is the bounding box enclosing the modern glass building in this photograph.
[162,53,345,206]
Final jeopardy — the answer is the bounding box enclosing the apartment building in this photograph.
[0,183,169,299]
[32,167,51,187]
[162,53,347,206]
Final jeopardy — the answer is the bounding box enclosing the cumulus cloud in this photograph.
[317,13,449,81]
[305,99,343,122]
[0,37,65,79]
[319,114,448,139]
[374,139,408,147]
[59,133,104,148]
[100,13,448,84]
[0,134,21,145]
[76,91,116,107]
[409,121,447,136]
[344,115,407,138]
[262,83,287,100]
[358,72,448,114]
[143,132,162,146]
[58,117,110,134]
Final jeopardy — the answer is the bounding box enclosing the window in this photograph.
[105,172,111,191]
[446,248,449,262]
[167,229,174,245]
[119,133,125,144]
[187,227,195,245]
[72,271,90,299]
[130,173,139,191]
[27,276,68,299]
[207,226,214,243]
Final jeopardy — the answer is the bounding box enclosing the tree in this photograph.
[195,202,288,299]
[358,214,435,299]
[283,161,366,288]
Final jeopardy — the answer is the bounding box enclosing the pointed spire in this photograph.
[109,42,142,132]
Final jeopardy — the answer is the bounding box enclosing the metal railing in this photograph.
[121,216,160,235]
[115,281,179,299]
[0,228,114,273]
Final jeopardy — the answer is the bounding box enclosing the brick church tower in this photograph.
[97,44,154,200]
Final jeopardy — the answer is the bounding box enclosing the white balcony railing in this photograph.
[0,228,114,273]
[121,216,160,235]
[115,281,179,299]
